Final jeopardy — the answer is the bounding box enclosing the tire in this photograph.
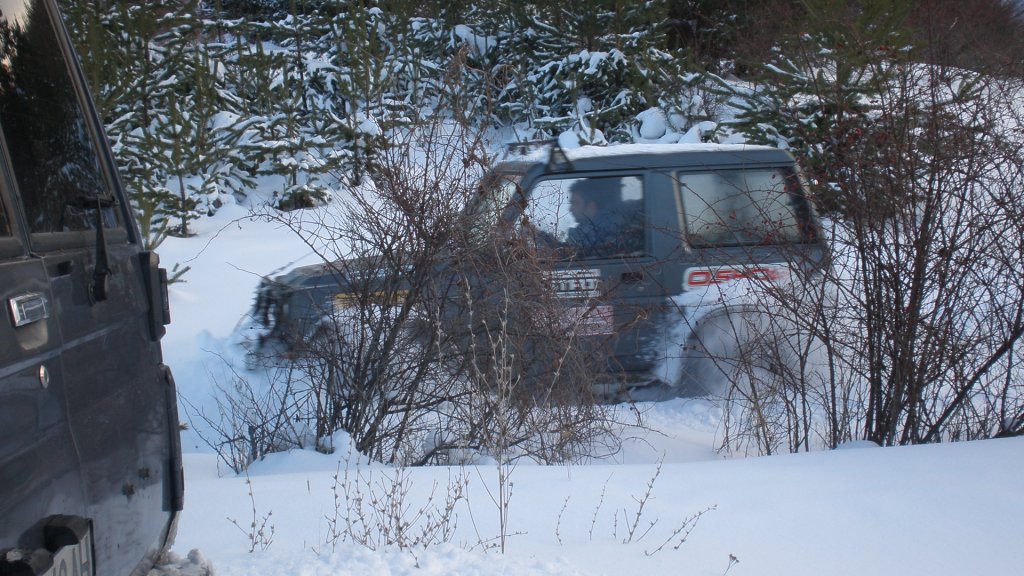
[675,308,793,397]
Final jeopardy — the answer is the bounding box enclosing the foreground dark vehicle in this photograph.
[255,143,828,399]
[0,1,182,574]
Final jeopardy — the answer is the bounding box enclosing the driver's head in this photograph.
[569,180,608,222]
[570,189,599,222]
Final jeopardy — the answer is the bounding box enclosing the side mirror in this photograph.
[140,251,171,340]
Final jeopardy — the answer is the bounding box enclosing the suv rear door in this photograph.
[0,165,91,563]
[675,165,825,286]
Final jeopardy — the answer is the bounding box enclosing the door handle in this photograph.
[8,293,50,327]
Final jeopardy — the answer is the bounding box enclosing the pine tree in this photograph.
[60,1,187,246]
[462,0,690,144]
[726,0,912,214]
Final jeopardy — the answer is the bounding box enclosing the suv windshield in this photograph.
[466,171,520,244]
[679,168,815,247]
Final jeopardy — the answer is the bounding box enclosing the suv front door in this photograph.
[522,173,664,383]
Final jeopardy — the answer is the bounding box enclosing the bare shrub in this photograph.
[816,65,1024,445]
[226,473,275,553]
[319,461,468,554]
[242,105,623,467]
[184,358,310,473]
[435,224,622,465]
[717,13,1024,453]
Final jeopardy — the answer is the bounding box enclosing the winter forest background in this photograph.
[60,0,1024,240]
[57,0,1024,465]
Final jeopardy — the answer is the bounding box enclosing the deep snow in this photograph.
[162,437,1023,575]
[154,144,1024,575]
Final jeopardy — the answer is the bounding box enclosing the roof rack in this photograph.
[506,138,553,155]
[505,139,574,173]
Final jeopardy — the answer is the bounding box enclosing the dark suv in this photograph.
[0,1,181,575]
[254,143,827,398]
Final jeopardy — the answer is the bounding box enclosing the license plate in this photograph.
[548,269,601,298]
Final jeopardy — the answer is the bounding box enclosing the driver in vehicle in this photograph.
[566,178,637,258]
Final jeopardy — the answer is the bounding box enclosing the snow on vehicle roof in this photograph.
[566,142,779,159]
[504,142,783,164]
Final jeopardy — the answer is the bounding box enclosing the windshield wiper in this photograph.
[69,195,116,303]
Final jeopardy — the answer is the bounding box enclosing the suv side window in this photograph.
[0,190,20,258]
[0,0,119,234]
[679,168,812,247]
[525,175,645,259]
[0,195,9,236]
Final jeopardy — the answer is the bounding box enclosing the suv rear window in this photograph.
[679,168,812,247]
[0,0,117,234]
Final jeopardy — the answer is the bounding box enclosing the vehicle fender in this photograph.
[160,364,184,514]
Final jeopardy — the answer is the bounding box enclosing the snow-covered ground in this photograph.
[155,166,1024,576]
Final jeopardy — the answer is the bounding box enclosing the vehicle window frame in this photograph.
[0,137,24,258]
[0,189,10,238]
[0,196,21,259]
[676,165,813,248]
[522,172,648,261]
[466,171,524,246]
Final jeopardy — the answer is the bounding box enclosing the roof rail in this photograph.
[506,138,554,155]
[505,139,574,173]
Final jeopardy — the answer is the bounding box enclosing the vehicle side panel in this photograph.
[43,242,178,575]
[0,241,89,557]
[0,1,181,573]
